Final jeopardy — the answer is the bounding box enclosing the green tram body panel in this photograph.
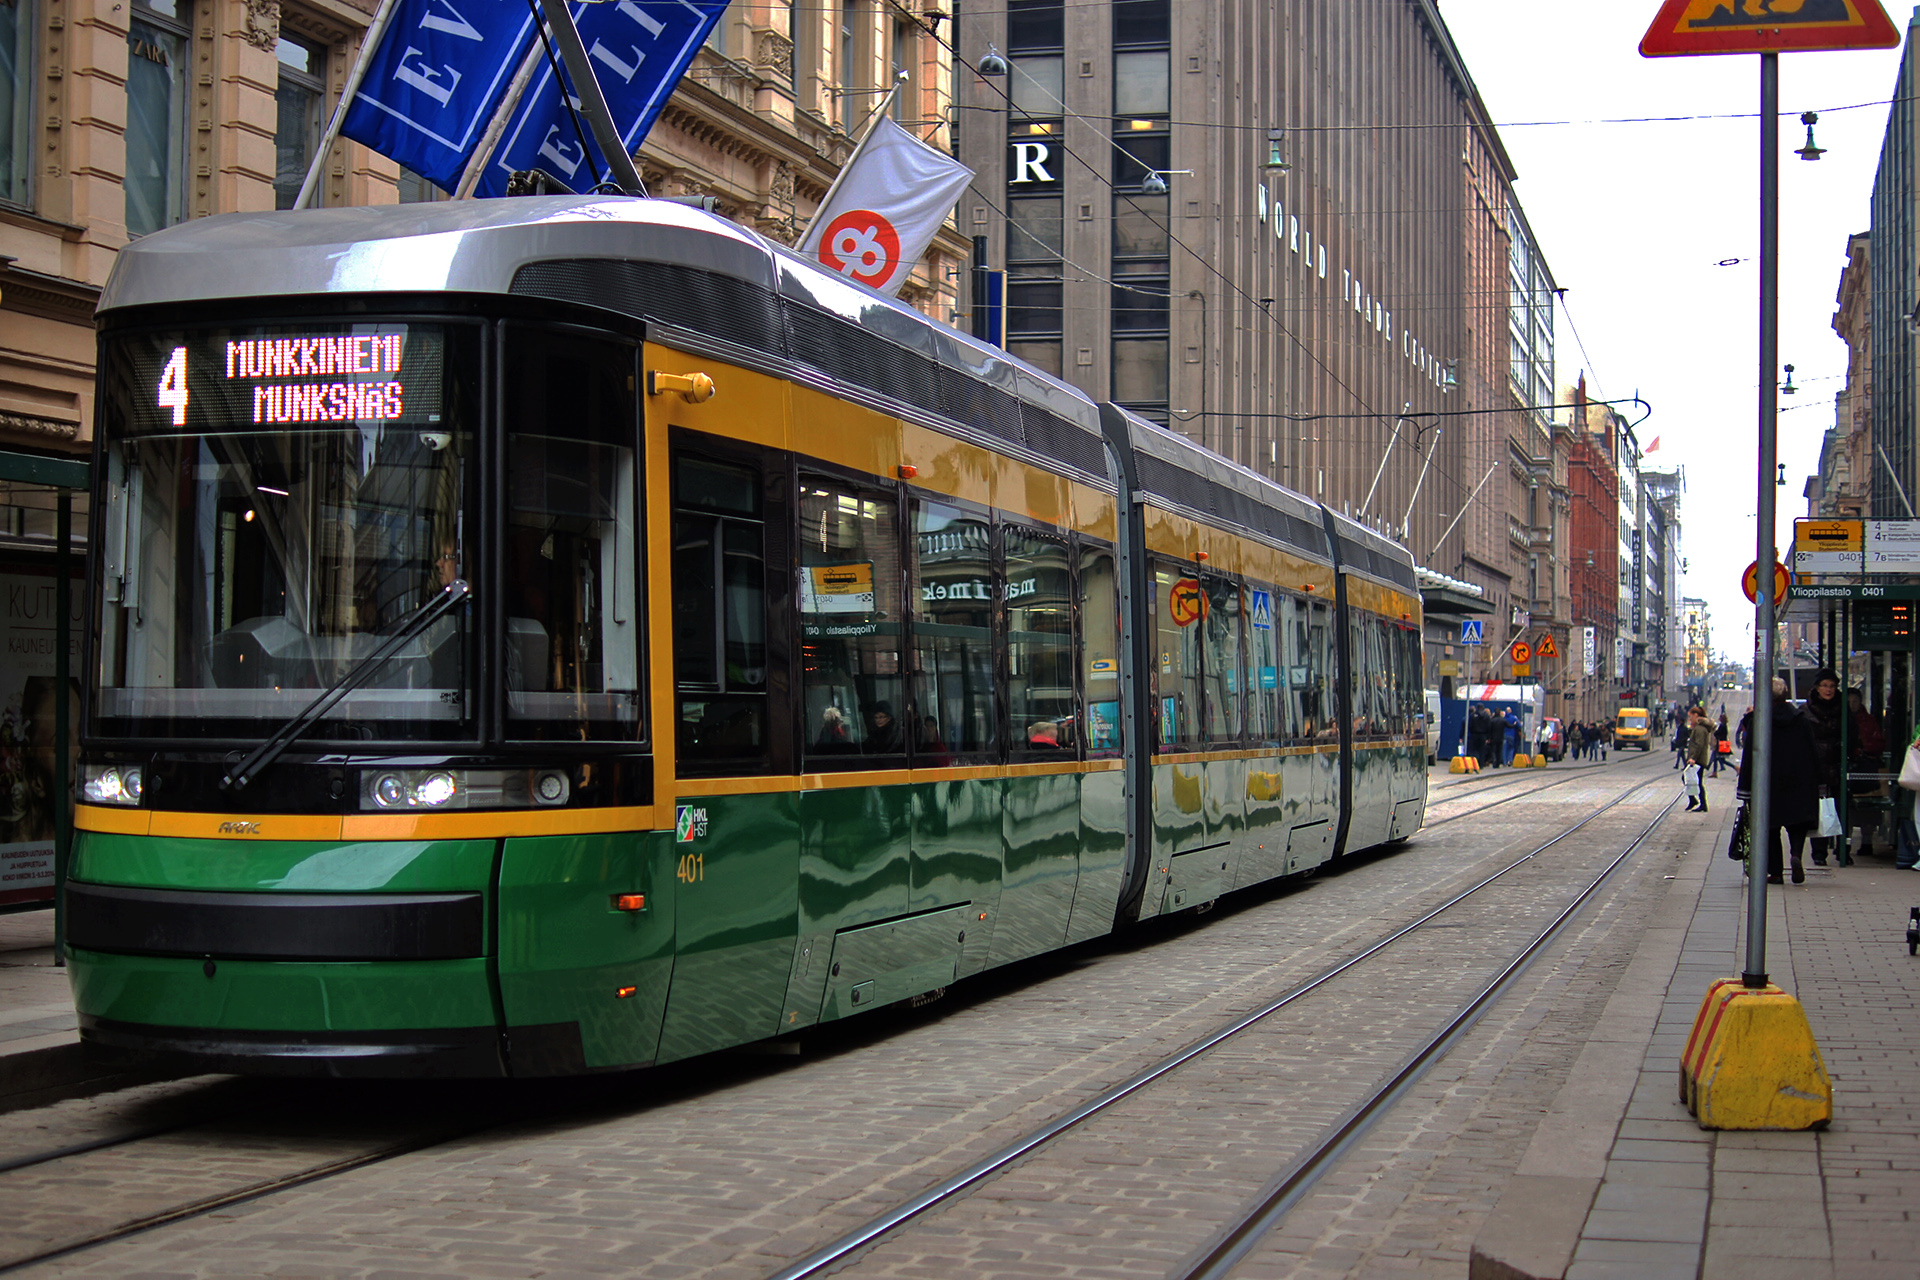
[66,750,1420,1074]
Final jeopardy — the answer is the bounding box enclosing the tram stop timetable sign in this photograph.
[1641,0,1899,57]
[1743,559,1791,607]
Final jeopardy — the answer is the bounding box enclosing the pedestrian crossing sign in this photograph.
[1249,589,1273,630]
[1461,619,1484,646]
[1640,0,1899,57]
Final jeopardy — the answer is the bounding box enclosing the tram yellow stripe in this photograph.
[74,805,152,835]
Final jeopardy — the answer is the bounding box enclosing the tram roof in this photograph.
[100,196,777,315]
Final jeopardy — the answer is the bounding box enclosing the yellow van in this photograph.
[1615,707,1652,751]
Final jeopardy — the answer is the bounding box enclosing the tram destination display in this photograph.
[115,324,448,432]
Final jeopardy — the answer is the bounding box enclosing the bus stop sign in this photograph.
[1640,0,1899,57]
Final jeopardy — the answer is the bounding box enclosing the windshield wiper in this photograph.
[222,579,472,793]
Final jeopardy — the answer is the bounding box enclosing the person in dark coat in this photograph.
[1737,678,1821,884]
[1802,668,1849,865]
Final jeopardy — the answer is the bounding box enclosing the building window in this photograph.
[397,166,445,203]
[1112,0,1168,423]
[274,32,327,209]
[0,0,32,207]
[891,18,916,121]
[1005,1,1064,379]
[126,0,191,236]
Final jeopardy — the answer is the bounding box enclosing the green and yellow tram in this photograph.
[67,198,1425,1076]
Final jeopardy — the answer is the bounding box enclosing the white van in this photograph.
[1423,689,1440,765]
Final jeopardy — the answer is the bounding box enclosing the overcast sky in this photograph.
[1435,1,1911,665]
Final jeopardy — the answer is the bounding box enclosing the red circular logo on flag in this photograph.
[820,210,901,287]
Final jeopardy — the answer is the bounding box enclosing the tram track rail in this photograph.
[765,770,1678,1280]
[1423,754,1663,829]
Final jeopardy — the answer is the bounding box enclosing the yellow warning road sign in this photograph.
[1538,634,1559,659]
[1641,0,1900,58]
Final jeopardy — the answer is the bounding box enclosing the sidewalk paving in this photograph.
[0,907,162,1111]
[1474,774,1920,1280]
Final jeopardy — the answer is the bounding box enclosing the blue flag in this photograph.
[468,0,727,198]
[340,0,543,192]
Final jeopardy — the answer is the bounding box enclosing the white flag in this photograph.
[799,117,975,298]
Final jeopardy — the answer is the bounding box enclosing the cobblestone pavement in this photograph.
[6,758,1679,1278]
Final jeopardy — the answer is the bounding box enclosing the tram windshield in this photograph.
[91,323,480,740]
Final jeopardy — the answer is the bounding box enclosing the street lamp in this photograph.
[1140,168,1193,196]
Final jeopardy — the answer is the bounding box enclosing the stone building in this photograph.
[952,0,1558,676]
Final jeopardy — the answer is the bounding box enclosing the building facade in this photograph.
[953,0,1557,662]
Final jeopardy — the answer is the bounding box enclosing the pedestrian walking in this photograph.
[1737,677,1821,884]
[1709,711,1731,778]
[1684,706,1713,813]
[1501,707,1521,767]
[1671,714,1689,769]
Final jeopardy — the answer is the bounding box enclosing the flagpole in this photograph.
[534,0,645,196]
[295,0,403,210]
[799,72,907,251]
[453,43,547,199]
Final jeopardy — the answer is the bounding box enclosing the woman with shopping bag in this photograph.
[1684,706,1713,812]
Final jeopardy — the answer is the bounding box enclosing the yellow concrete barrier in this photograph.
[1466,757,1481,773]
[1680,978,1831,1130]
[1449,756,1467,774]
[1533,754,1549,768]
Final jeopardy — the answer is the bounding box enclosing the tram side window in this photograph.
[1302,598,1335,739]
[1245,583,1282,744]
[673,454,768,771]
[1396,623,1422,736]
[503,327,641,741]
[1201,574,1242,743]
[801,476,905,763]
[1007,523,1074,755]
[1080,540,1123,757]
[1154,560,1202,750]
[911,497,997,760]
[1350,615,1384,740]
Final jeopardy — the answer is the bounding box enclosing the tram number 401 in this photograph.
[676,853,705,883]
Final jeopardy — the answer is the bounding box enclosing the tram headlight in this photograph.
[82,765,144,807]
[359,768,573,811]
[371,773,410,809]
[414,771,459,807]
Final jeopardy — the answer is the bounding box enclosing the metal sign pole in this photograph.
[1745,52,1779,989]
